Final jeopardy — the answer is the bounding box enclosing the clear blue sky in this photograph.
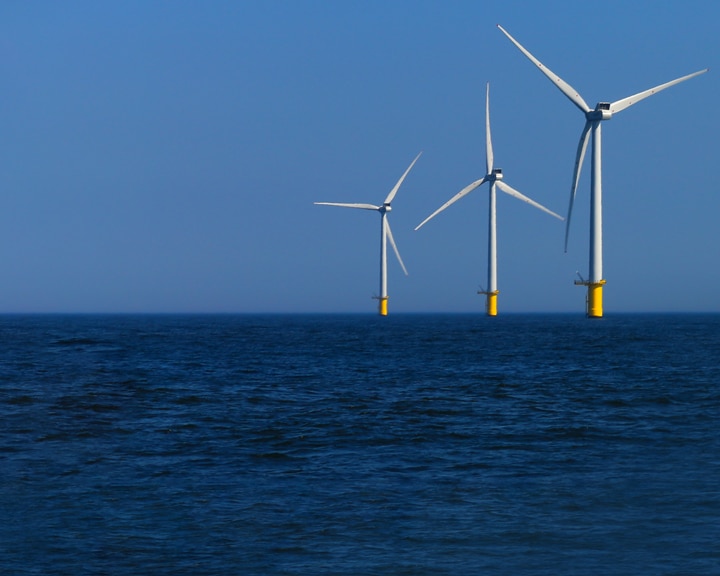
[0,1,717,313]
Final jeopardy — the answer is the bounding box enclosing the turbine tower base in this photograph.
[478,289,500,317]
[377,297,389,316]
[574,279,606,318]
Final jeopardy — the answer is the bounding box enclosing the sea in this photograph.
[1,313,719,575]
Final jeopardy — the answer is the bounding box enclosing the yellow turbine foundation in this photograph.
[486,291,499,317]
[587,281,605,318]
[379,297,388,316]
[478,289,499,316]
[575,279,606,318]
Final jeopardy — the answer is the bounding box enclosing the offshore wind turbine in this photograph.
[315,152,421,316]
[415,83,563,316]
[498,24,707,318]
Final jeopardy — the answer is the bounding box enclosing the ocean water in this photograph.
[1,313,719,575]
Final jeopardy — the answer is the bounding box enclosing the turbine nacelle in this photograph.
[381,203,392,213]
[489,168,504,181]
[587,103,612,121]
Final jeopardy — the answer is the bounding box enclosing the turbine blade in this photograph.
[314,202,380,211]
[414,177,488,231]
[385,218,408,275]
[497,24,591,114]
[610,68,708,114]
[565,121,592,252]
[384,151,423,205]
[495,180,564,220]
[486,82,494,174]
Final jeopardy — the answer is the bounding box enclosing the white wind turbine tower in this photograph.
[315,152,422,316]
[498,24,707,318]
[415,83,563,316]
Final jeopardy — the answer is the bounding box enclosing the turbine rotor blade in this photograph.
[495,180,564,220]
[385,218,408,275]
[314,202,380,211]
[497,24,591,114]
[384,151,423,205]
[610,68,708,114]
[415,177,488,231]
[565,121,592,252]
[486,82,494,174]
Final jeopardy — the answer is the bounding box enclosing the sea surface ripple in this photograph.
[1,314,719,575]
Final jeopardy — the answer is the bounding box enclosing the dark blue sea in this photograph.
[1,314,719,575]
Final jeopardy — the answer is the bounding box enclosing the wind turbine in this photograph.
[498,24,707,318]
[415,83,563,316]
[315,152,422,316]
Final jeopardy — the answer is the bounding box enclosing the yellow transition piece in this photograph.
[379,297,388,316]
[587,281,606,318]
[486,291,499,317]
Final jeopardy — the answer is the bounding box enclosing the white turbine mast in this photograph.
[415,83,563,316]
[315,152,422,316]
[497,24,707,318]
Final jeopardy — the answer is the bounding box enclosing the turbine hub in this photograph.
[587,102,612,121]
[382,203,392,213]
[491,168,503,181]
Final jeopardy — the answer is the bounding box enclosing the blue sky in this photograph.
[0,1,717,313]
